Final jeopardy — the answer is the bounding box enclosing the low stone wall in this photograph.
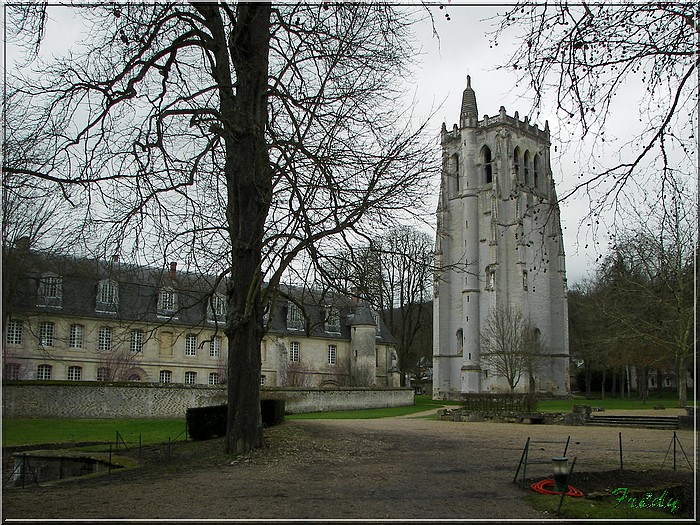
[437,408,588,426]
[2,382,413,419]
[261,387,414,414]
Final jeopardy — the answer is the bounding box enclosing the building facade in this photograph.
[3,246,399,388]
[433,77,570,399]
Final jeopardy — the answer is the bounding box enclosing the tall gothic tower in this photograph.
[433,77,570,400]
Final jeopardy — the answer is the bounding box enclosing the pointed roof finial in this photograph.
[460,75,478,121]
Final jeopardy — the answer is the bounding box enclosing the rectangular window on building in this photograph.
[42,276,61,298]
[39,321,55,347]
[158,288,177,315]
[98,327,113,352]
[372,313,381,335]
[209,336,221,358]
[287,303,303,330]
[260,375,267,386]
[6,320,23,346]
[208,294,227,321]
[5,363,21,380]
[185,371,197,385]
[38,274,63,307]
[328,344,337,365]
[159,370,172,383]
[289,341,300,362]
[96,279,119,312]
[67,366,82,381]
[37,364,52,380]
[130,330,143,353]
[208,372,220,385]
[185,334,197,356]
[325,307,340,333]
[97,367,110,381]
[69,324,84,349]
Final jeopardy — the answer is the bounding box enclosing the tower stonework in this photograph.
[433,77,570,400]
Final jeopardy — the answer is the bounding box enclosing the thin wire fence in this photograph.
[3,421,190,488]
[512,430,694,488]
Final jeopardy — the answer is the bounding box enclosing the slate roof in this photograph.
[6,248,397,345]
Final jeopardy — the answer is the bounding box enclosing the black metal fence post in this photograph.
[618,432,623,471]
[673,431,676,471]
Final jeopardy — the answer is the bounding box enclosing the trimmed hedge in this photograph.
[186,404,227,440]
[187,399,286,441]
[261,399,285,427]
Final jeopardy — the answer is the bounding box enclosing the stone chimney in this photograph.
[169,262,177,281]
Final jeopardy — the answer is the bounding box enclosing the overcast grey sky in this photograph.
[407,3,614,285]
[6,1,657,286]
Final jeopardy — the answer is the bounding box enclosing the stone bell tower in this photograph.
[432,76,570,400]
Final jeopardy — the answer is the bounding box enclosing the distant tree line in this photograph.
[568,187,694,407]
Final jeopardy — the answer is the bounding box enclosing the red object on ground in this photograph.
[530,479,584,497]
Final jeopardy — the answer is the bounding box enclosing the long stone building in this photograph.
[3,243,400,388]
[432,76,570,399]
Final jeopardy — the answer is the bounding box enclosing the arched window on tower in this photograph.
[450,153,460,194]
[533,154,541,191]
[481,146,493,184]
[523,150,530,186]
[513,147,521,180]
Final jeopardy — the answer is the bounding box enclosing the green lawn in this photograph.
[525,493,683,520]
[3,393,690,447]
[2,418,187,448]
[287,394,460,420]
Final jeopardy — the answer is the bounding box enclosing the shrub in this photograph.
[261,399,285,427]
[186,404,227,440]
[187,400,286,440]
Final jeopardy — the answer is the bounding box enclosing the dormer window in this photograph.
[371,312,381,335]
[96,279,118,313]
[158,287,178,316]
[325,306,340,333]
[37,273,62,308]
[208,293,227,322]
[287,303,303,330]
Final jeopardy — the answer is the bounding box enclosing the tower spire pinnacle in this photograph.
[460,75,478,127]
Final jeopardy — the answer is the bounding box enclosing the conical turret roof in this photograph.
[460,75,478,119]
[350,302,376,326]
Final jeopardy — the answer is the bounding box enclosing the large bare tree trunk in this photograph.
[218,2,271,455]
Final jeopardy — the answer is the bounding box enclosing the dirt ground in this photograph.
[2,409,695,522]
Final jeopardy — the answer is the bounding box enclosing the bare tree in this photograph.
[489,3,697,222]
[283,359,313,388]
[594,187,694,406]
[567,281,611,397]
[480,305,546,392]
[5,3,437,454]
[96,345,143,382]
[375,226,433,387]
[318,225,434,386]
